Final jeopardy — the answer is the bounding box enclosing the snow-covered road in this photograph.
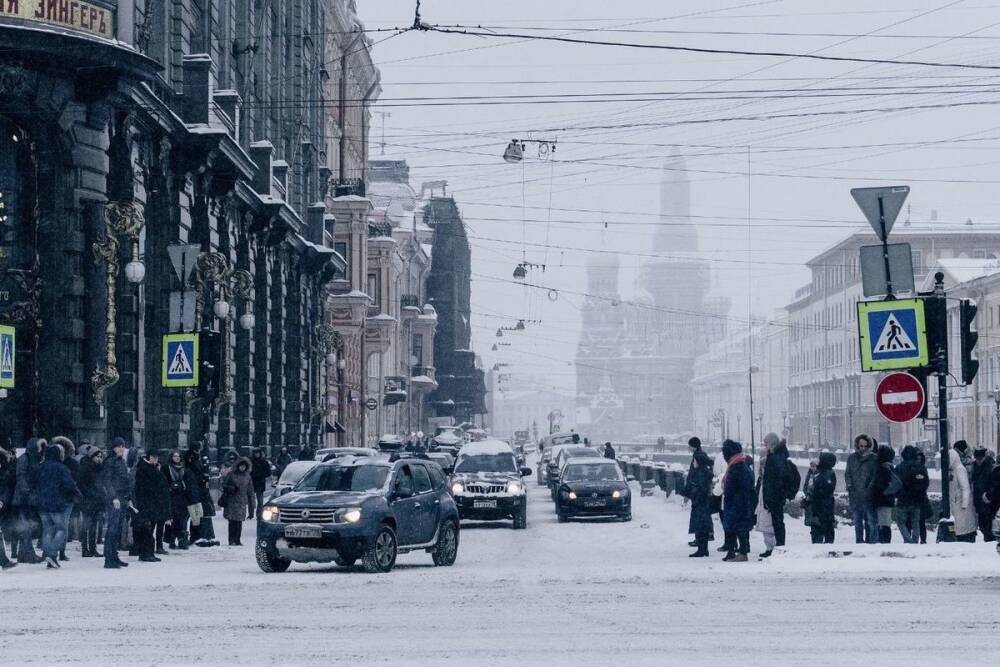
[1,477,997,666]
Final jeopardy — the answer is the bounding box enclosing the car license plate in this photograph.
[284,523,322,539]
[583,499,606,507]
[473,500,497,509]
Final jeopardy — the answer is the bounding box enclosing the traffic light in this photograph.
[198,330,221,400]
[959,298,979,385]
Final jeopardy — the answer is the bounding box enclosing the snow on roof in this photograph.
[458,439,515,456]
[918,257,1000,291]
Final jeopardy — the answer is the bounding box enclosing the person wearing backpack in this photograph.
[873,444,900,543]
[756,433,792,558]
[895,445,929,544]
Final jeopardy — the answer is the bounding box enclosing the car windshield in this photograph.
[455,453,517,473]
[278,464,314,486]
[295,464,390,493]
[564,463,622,482]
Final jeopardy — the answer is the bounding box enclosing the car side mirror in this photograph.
[393,482,414,500]
[520,467,532,477]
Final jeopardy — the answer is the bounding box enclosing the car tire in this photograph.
[513,506,527,529]
[622,511,633,522]
[362,525,397,573]
[431,521,459,566]
[556,512,567,523]
[255,542,291,573]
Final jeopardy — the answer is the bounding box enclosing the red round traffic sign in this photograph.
[875,372,925,423]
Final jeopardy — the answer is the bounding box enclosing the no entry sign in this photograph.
[875,372,925,423]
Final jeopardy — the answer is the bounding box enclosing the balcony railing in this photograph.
[400,294,420,309]
[411,365,434,379]
[333,178,365,197]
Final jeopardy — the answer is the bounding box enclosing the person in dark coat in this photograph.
[297,445,316,462]
[249,448,272,517]
[32,443,81,569]
[77,448,106,557]
[0,444,17,568]
[602,442,616,460]
[721,439,754,562]
[220,458,256,546]
[846,434,878,544]
[984,462,1000,539]
[808,453,837,543]
[163,450,195,549]
[894,445,929,544]
[971,448,996,542]
[100,437,132,569]
[185,442,218,547]
[872,445,897,543]
[682,447,714,557]
[50,437,79,561]
[133,452,170,562]
[275,447,294,478]
[758,432,790,555]
[12,438,45,563]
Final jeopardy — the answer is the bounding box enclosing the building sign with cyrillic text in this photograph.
[0,1,115,40]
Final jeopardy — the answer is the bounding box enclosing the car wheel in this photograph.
[255,541,291,573]
[556,512,567,523]
[432,521,459,566]
[513,506,527,530]
[362,525,397,573]
[622,512,633,522]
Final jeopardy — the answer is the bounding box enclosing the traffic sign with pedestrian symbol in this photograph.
[162,333,199,387]
[857,298,928,372]
[0,325,14,388]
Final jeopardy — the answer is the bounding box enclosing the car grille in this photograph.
[464,483,506,495]
[278,507,336,524]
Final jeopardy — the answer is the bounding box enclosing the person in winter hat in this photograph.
[894,445,929,544]
[682,447,714,557]
[77,448,106,557]
[220,458,256,546]
[163,450,195,549]
[809,453,838,543]
[100,438,132,569]
[971,448,996,542]
[249,448,272,518]
[846,434,878,544]
[602,442,616,460]
[33,443,81,569]
[873,445,897,543]
[50,437,79,561]
[948,445,978,542]
[755,433,791,558]
[133,451,170,562]
[721,440,754,562]
[953,440,974,475]
[13,438,46,563]
[0,444,17,569]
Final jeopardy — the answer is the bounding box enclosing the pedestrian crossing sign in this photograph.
[857,298,928,372]
[162,333,199,387]
[0,325,14,388]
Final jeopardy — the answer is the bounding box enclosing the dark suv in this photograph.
[449,441,531,529]
[256,457,460,573]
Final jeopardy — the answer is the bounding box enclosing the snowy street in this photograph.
[1,473,997,666]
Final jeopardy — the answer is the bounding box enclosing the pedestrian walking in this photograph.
[250,448,272,516]
[133,451,170,562]
[681,443,714,557]
[895,445,929,544]
[275,446,293,478]
[721,440,754,562]
[873,445,899,544]
[846,434,879,544]
[971,448,995,542]
[163,450,194,549]
[77,448,106,558]
[33,443,81,569]
[947,446,977,542]
[602,442,616,460]
[13,438,45,563]
[100,437,132,569]
[51,436,80,555]
[219,457,255,546]
[0,444,17,569]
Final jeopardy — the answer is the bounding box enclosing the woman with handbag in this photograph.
[220,458,255,546]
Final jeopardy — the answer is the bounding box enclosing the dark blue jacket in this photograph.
[722,455,755,533]
[33,453,81,513]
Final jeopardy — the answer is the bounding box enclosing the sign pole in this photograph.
[878,194,894,300]
[932,272,954,541]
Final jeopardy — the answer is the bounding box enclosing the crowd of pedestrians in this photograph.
[681,432,1000,560]
[0,437,275,572]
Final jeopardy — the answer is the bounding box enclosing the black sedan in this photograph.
[554,458,631,523]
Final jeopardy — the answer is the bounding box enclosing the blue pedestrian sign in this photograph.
[162,333,199,387]
[857,298,928,372]
[0,325,14,389]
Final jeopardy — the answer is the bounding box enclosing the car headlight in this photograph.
[451,482,464,495]
[335,508,362,524]
[612,489,625,499]
[261,506,279,522]
[567,491,577,500]
[506,481,523,494]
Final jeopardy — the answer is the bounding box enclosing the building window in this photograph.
[911,250,922,274]
[334,241,349,276]
[367,272,379,307]
[412,333,424,367]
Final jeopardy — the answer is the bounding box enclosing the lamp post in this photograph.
[992,387,1000,453]
[337,357,347,447]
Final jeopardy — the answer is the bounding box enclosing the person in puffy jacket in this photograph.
[846,434,878,544]
[0,444,16,569]
[249,448,272,518]
[948,446,977,542]
[755,433,790,558]
[163,450,195,550]
[32,444,80,569]
[681,447,714,557]
[133,452,170,562]
[100,438,132,569]
[971,448,995,542]
[894,445,929,544]
[873,445,897,544]
[721,440,754,562]
[77,448,106,558]
[220,458,256,546]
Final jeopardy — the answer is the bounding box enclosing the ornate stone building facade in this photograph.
[0,1,378,454]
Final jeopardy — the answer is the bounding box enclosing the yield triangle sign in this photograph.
[873,313,916,353]
[851,186,910,241]
[168,343,193,375]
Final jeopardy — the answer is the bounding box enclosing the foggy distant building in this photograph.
[576,154,722,442]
